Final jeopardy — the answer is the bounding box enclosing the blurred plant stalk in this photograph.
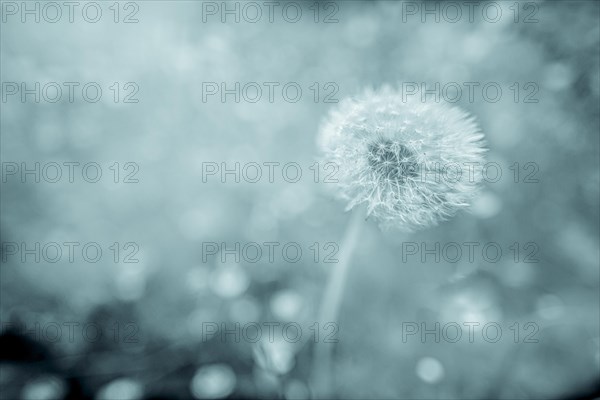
[310,205,366,398]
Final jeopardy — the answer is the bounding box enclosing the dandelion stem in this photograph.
[311,205,366,399]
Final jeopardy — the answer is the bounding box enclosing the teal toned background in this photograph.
[1,1,599,399]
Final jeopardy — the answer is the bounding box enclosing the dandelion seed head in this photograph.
[318,87,487,231]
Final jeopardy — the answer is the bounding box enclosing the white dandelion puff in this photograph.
[318,86,487,231]
[311,87,487,398]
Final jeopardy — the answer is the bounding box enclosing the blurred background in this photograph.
[1,0,599,399]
